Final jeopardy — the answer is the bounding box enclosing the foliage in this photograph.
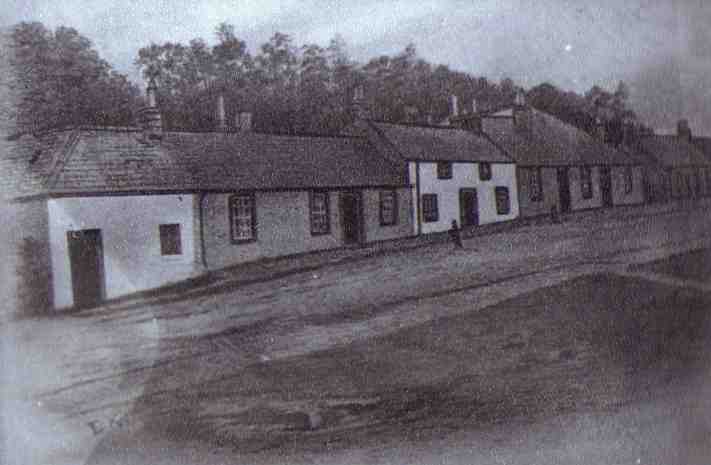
[8,22,142,133]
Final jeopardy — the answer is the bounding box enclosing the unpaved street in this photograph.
[4,203,711,465]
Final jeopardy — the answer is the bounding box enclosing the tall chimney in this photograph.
[139,78,162,139]
[217,95,227,131]
[449,95,459,118]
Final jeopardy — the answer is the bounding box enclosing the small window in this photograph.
[310,191,331,235]
[495,187,511,215]
[528,167,543,201]
[580,166,593,199]
[159,224,182,256]
[421,194,439,222]
[229,193,256,243]
[624,166,634,194]
[479,162,492,181]
[379,190,398,226]
[436,162,452,179]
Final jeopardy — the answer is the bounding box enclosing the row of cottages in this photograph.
[437,94,646,217]
[9,87,419,310]
[634,121,711,202]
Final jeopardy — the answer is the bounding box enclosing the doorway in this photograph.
[459,188,479,227]
[67,229,105,308]
[340,192,363,245]
[557,167,571,213]
[600,166,613,207]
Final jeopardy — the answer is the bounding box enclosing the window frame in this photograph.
[229,192,257,244]
[421,193,439,223]
[309,190,331,236]
[479,162,493,181]
[624,166,634,195]
[379,189,399,227]
[528,167,543,202]
[494,186,511,215]
[580,165,593,199]
[436,161,453,180]
[159,223,182,256]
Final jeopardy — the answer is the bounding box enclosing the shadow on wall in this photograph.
[16,237,52,316]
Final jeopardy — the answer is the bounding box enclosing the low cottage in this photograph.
[481,96,646,218]
[7,90,413,310]
[346,97,519,236]
[636,120,711,201]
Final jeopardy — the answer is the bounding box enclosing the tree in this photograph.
[9,22,141,133]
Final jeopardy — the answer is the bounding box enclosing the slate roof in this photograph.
[482,108,639,166]
[11,127,407,198]
[637,135,711,167]
[361,120,513,163]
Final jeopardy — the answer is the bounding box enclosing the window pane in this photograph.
[380,190,397,226]
[580,166,592,199]
[437,162,452,179]
[479,162,492,181]
[230,194,255,242]
[310,191,330,235]
[529,167,542,201]
[159,224,182,255]
[422,194,439,222]
[495,187,510,215]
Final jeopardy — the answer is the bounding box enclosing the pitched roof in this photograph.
[637,135,711,167]
[361,120,513,163]
[482,108,638,166]
[11,127,407,198]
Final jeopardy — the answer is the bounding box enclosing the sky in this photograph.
[3,0,711,134]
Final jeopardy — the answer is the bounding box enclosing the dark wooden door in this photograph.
[459,188,479,227]
[67,229,105,308]
[341,192,363,245]
[600,166,613,207]
[557,167,571,213]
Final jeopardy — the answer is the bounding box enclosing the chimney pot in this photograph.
[140,79,162,139]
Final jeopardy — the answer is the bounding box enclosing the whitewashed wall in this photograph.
[48,194,197,308]
[412,161,519,234]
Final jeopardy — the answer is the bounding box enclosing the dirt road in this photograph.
[4,204,711,464]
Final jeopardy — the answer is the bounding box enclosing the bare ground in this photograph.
[4,203,711,464]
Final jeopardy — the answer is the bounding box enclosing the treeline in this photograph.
[7,22,142,134]
[6,21,642,139]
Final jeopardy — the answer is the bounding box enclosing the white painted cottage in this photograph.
[346,118,519,235]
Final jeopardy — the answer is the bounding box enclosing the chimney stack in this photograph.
[449,95,459,118]
[677,118,692,142]
[217,95,227,131]
[513,89,531,135]
[139,78,162,139]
